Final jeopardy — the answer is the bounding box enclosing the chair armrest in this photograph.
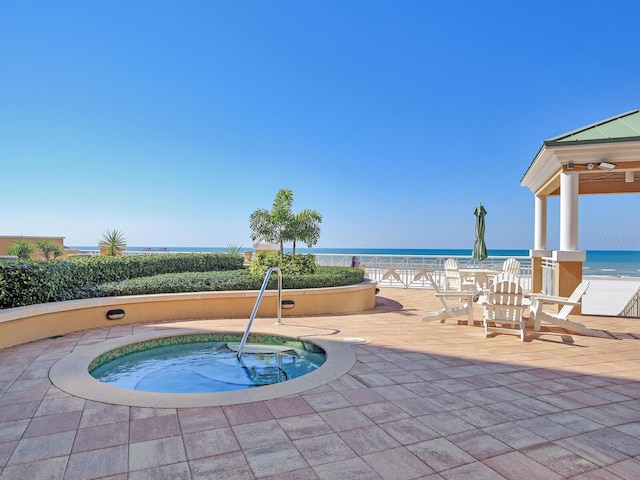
[529,294,581,307]
[435,291,475,299]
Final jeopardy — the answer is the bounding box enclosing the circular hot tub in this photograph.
[90,332,326,393]
[49,329,356,408]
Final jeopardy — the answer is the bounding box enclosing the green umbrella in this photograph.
[472,203,488,262]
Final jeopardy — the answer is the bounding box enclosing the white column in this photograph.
[560,170,579,251]
[534,195,547,250]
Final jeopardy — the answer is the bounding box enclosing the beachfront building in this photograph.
[521,109,640,307]
[0,235,78,260]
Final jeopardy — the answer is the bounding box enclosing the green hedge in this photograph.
[0,252,364,308]
[0,254,243,309]
[77,267,364,297]
[248,252,317,276]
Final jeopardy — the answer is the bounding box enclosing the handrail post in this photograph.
[237,267,282,359]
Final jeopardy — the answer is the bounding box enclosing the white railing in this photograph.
[619,286,640,318]
[315,254,532,292]
[541,257,555,295]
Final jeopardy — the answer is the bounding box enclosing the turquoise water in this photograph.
[71,246,640,278]
[91,341,326,393]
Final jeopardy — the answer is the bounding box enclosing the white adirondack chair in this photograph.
[480,279,528,341]
[529,280,593,336]
[444,258,475,292]
[421,274,474,325]
[502,257,521,279]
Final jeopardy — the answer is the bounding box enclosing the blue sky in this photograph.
[2,1,639,251]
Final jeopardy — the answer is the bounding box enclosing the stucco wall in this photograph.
[0,281,377,349]
[0,235,76,260]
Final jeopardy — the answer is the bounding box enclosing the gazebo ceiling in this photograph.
[522,110,640,196]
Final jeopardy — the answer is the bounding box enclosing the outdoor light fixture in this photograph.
[567,162,575,169]
[626,171,635,183]
[106,308,125,320]
[598,161,617,171]
[281,299,295,309]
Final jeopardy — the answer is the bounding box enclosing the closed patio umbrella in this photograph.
[472,203,488,263]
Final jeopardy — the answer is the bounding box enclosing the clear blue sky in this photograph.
[2,1,639,251]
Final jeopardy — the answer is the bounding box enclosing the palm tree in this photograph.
[36,240,63,260]
[249,189,294,255]
[286,209,322,254]
[7,238,35,260]
[99,229,127,257]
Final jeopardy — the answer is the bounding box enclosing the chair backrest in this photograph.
[444,258,462,289]
[558,280,590,319]
[502,258,521,278]
[484,280,526,322]
[491,272,520,288]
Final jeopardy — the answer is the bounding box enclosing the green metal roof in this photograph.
[544,109,640,147]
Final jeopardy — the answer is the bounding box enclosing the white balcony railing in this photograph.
[315,254,532,292]
[541,257,556,295]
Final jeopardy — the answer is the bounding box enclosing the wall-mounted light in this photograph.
[587,163,595,170]
[567,162,575,169]
[598,162,617,171]
[626,171,635,183]
[106,309,125,320]
[281,300,295,309]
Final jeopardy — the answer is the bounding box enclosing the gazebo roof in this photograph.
[544,109,640,147]
[521,109,640,196]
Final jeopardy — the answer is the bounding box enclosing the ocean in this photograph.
[70,247,640,278]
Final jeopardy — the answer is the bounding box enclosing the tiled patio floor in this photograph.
[1,287,639,479]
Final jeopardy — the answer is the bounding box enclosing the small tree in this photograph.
[286,209,322,254]
[99,229,127,257]
[36,240,63,260]
[7,238,36,260]
[249,189,294,255]
[249,189,323,255]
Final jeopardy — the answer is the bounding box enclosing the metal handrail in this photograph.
[237,267,282,359]
[619,285,640,318]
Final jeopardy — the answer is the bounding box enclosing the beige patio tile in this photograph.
[338,425,400,455]
[128,462,191,480]
[311,456,382,480]
[64,445,129,480]
[243,441,309,477]
[182,426,240,460]
[293,433,356,466]
[129,436,187,471]
[362,446,434,479]
[0,456,68,480]
[407,437,475,472]
[189,451,254,480]
[483,451,562,480]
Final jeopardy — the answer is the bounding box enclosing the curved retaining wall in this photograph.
[0,281,377,350]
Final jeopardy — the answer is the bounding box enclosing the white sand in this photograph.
[581,276,640,316]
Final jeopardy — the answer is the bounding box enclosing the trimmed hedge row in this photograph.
[75,267,364,298]
[0,254,243,309]
[248,252,317,276]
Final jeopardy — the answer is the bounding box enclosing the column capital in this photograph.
[530,249,552,258]
[552,250,586,262]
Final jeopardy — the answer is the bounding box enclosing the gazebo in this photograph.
[521,109,640,309]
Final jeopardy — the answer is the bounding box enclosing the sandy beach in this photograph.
[582,277,640,316]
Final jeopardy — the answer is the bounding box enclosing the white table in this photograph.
[459,268,502,296]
